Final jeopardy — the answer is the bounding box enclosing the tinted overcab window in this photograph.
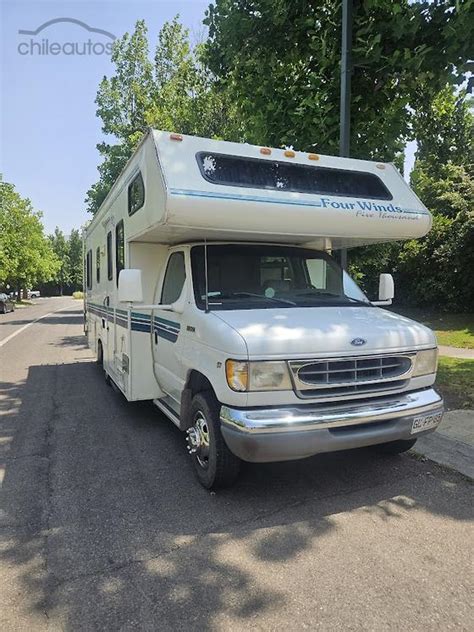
[197,152,391,200]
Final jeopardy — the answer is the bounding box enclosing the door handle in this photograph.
[154,331,158,344]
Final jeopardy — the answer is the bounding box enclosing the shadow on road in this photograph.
[0,340,472,629]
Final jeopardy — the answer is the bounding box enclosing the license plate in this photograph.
[411,411,443,434]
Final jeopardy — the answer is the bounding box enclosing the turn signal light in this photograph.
[284,150,295,158]
[308,153,320,161]
[260,147,271,155]
[170,133,183,141]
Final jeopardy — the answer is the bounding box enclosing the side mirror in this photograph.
[372,273,394,306]
[118,269,143,303]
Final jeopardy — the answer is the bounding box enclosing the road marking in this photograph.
[0,306,73,349]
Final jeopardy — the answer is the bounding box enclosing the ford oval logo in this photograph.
[351,338,367,346]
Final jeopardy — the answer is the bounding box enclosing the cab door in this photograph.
[152,251,187,405]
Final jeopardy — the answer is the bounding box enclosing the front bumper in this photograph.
[220,388,444,462]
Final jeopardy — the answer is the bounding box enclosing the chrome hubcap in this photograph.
[186,411,210,468]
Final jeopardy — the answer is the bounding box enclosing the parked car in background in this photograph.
[28,290,41,299]
[0,293,15,314]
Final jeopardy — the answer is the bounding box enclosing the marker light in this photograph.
[225,360,248,392]
[376,163,385,169]
[260,147,271,155]
[170,133,183,141]
[308,153,320,161]
[284,150,295,158]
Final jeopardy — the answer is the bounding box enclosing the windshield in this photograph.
[191,244,370,310]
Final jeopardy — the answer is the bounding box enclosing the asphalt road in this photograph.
[1,297,472,631]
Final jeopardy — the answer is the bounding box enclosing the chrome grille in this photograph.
[289,354,414,398]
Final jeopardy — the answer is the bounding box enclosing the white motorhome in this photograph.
[84,130,444,488]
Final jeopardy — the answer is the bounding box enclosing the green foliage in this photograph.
[86,17,239,214]
[47,227,84,294]
[204,0,472,159]
[436,357,474,409]
[0,182,60,291]
[67,229,83,289]
[396,211,474,310]
[350,83,473,311]
[49,227,71,292]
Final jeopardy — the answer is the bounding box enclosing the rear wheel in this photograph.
[375,438,417,455]
[186,392,241,489]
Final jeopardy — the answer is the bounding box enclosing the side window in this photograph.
[128,172,145,216]
[86,249,92,290]
[96,247,100,283]
[161,252,186,304]
[115,220,125,286]
[107,231,113,281]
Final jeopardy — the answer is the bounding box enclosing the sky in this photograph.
[0,0,209,234]
[0,0,416,236]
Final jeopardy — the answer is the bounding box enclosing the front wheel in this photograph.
[186,392,241,489]
[374,438,417,455]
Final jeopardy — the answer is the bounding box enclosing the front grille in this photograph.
[289,354,414,399]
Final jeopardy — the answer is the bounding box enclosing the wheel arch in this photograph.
[180,370,216,430]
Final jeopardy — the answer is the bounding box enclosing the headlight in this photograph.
[225,360,292,391]
[412,348,438,377]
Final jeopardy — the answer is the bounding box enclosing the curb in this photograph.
[412,433,474,480]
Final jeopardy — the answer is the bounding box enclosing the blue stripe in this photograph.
[153,315,181,330]
[132,322,151,333]
[170,188,322,208]
[154,327,178,343]
[87,303,179,341]
[169,188,429,216]
[131,311,152,322]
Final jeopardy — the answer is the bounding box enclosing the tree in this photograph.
[204,0,472,160]
[0,182,59,297]
[86,17,239,214]
[350,86,474,310]
[49,228,71,295]
[67,229,83,290]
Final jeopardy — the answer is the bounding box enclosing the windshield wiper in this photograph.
[295,291,370,306]
[218,292,297,306]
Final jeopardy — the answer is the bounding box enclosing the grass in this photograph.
[436,357,474,410]
[392,308,474,349]
[13,300,33,309]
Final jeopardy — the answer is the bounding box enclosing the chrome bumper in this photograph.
[220,388,444,462]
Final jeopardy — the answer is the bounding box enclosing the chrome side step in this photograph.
[153,397,181,428]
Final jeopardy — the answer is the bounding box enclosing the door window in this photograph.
[161,252,186,304]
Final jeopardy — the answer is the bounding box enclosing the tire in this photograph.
[187,391,241,489]
[375,438,417,455]
[0,305,6,314]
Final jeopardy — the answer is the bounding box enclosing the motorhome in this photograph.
[84,130,444,489]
